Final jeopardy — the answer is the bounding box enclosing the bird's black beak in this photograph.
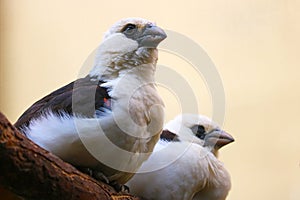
[138,24,167,48]
[204,130,234,149]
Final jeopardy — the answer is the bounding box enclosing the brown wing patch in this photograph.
[15,75,110,129]
[160,130,180,142]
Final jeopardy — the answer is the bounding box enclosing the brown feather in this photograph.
[160,130,180,142]
[15,75,110,129]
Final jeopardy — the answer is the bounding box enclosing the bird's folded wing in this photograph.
[160,130,180,142]
[15,75,110,129]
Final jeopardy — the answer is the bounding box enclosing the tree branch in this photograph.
[0,112,140,200]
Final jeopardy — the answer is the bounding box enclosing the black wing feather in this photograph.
[15,75,110,129]
[160,130,180,142]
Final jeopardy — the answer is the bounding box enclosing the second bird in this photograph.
[127,114,234,200]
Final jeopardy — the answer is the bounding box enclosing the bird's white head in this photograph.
[103,18,166,46]
[164,114,234,154]
[90,18,167,78]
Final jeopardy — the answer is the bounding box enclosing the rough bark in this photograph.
[0,112,140,200]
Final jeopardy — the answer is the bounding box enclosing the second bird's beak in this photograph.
[138,25,167,48]
[205,130,235,149]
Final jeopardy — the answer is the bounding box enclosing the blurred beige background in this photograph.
[1,0,299,199]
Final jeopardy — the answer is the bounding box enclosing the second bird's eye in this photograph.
[122,24,137,32]
[191,125,206,140]
[196,125,206,139]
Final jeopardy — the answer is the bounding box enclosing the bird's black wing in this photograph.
[160,130,180,142]
[15,75,110,129]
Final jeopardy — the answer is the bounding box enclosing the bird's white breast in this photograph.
[127,141,231,200]
[25,64,164,175]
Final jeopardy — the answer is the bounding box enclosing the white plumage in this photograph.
[15,18,167,186]
[127,114,234,199]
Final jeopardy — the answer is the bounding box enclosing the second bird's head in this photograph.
[163,114,235,156]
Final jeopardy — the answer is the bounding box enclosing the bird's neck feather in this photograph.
[90,48,158,81]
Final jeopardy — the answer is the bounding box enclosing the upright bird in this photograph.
[15,18,166,189]
[127,114,234,200]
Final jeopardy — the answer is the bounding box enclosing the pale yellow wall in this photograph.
[1,0,300,199]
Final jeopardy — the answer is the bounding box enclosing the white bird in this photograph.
[15,18,166,190]
[127,114,234,199]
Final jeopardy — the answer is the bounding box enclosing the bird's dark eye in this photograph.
[122,24,137,32]
[191,125,206,140]
[196,125,206,139]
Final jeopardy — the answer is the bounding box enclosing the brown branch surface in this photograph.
[0,112,140,200]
